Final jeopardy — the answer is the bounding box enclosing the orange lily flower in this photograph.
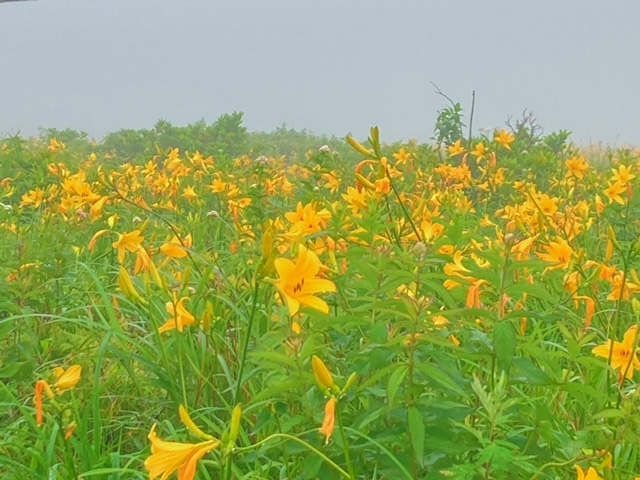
[537,238,574,271]
[319,397,337,444]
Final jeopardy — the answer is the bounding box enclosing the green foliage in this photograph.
[434,102,465,147]
[101,112,249,160]
[1,116,640,479]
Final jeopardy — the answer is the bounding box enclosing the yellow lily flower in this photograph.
[159,295,197,333]
[565,156,589,179]
[603,181,627,205]
[575,465,602,480]
[182,186,198,202]
[494,130,515,150]
[274,245,336,316]
[145,424,220,480]
[53,365,82,393]
[448,140,465,157]
[537,238,574,271]
[470,142,488,161]
[112,230,144,263]
[592,325,640,381]
[160,234,193,259]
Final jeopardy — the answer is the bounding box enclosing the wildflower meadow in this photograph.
[2,112,640,479]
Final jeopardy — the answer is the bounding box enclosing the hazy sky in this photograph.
[1,1,639,145]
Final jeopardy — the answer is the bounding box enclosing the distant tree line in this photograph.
[2,112,362,164]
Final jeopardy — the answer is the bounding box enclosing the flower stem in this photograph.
[234,432,351,479]
[336,401,356,480]
[386,167,422,243]
[233,277,261,404]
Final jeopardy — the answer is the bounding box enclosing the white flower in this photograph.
[319,145,330,153]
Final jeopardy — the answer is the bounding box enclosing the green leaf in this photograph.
[417,362,469,397]
[369,322,389,344]
[512,357,553,385]
[248,350,298,370]
[299,335,317,362]
[592,408,625,419]
[408,406,425,468]
[504,282,555,303]
[387,364,408,409]
[494,321,517,373]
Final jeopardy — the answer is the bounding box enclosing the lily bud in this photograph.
[312,355,335,392]
[228,404,242,446]
[342,372,357,394]
[179,405,215,440]
[138,218,151,234]
[346,135,374,157]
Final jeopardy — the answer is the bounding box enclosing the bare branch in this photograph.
[430,82,456,108]
[467,90,475,146]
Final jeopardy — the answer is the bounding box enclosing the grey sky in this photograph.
[1,1,639,145]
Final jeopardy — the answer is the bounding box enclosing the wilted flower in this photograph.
[319,397,337,444]
[34,365,82,426]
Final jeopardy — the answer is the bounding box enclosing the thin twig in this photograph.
[468,90,476,147]
[430,81,456,108]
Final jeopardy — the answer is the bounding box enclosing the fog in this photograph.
[1,0,639,144]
